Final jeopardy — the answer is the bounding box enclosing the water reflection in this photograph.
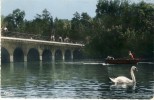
[1,61,154,99]
[110,83,137,92]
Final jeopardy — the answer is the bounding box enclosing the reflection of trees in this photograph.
[1,63,27,89]
[1,62,154,98]
[107,65,131,78]
[136,64,154,84]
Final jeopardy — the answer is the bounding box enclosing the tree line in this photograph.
[1,0,154,59]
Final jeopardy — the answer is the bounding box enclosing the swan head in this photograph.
[131,66,138,72]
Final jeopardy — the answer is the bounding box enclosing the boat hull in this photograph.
[105,59,139,64]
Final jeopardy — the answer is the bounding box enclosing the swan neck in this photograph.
[131,69,136,82]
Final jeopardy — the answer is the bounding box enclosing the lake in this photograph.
[1,61,154,99]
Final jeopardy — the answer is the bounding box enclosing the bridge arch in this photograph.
[27,48,40,62]
[55,49,62,60]
[13,47,24,62]
[1,47,10,63]
[73,49,83,60]
[42,49,52,61]
[65,49,71,60]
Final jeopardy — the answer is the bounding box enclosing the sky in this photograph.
[1,0,154,20]
[1,0,97,20]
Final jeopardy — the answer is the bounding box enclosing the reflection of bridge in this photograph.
[1,36,84,63]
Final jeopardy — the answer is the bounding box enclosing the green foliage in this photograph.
[2,1,153,59]
[70,12,93,42]
[54,18,71,37]
[3,9,25,32]
[28,9,53,36]
[86,0,154,59]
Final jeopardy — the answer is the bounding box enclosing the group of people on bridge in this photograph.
[51,35,70,42]
[1,27,75,44]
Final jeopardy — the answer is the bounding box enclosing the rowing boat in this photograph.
[105,59,139,64]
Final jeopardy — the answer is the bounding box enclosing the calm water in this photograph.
[1,61,154,99]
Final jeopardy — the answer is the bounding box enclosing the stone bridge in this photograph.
[1,36,84,63]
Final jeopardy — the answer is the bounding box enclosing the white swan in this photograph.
[109,66,138,86]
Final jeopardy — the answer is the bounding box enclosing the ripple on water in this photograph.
[1,62,154,99]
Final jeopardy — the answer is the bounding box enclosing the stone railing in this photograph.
[1,31,84,44]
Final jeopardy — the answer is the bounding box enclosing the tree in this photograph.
[54,18,71,38]
[70,12,81,40]
[3,9,25,32]
[86,0,154,59]
[35,9,53,36]
[69,12,92,42]
[1,15,6,27]
[24,9,53,37]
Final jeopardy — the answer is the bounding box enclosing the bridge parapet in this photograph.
[1,31,84,44]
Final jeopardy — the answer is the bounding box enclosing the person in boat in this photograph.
[129,51,134,59]
[106,56,114,60]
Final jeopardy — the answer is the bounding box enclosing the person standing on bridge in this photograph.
[64,36,69,42]
[59,36,63,42]
[51,35,55,41]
